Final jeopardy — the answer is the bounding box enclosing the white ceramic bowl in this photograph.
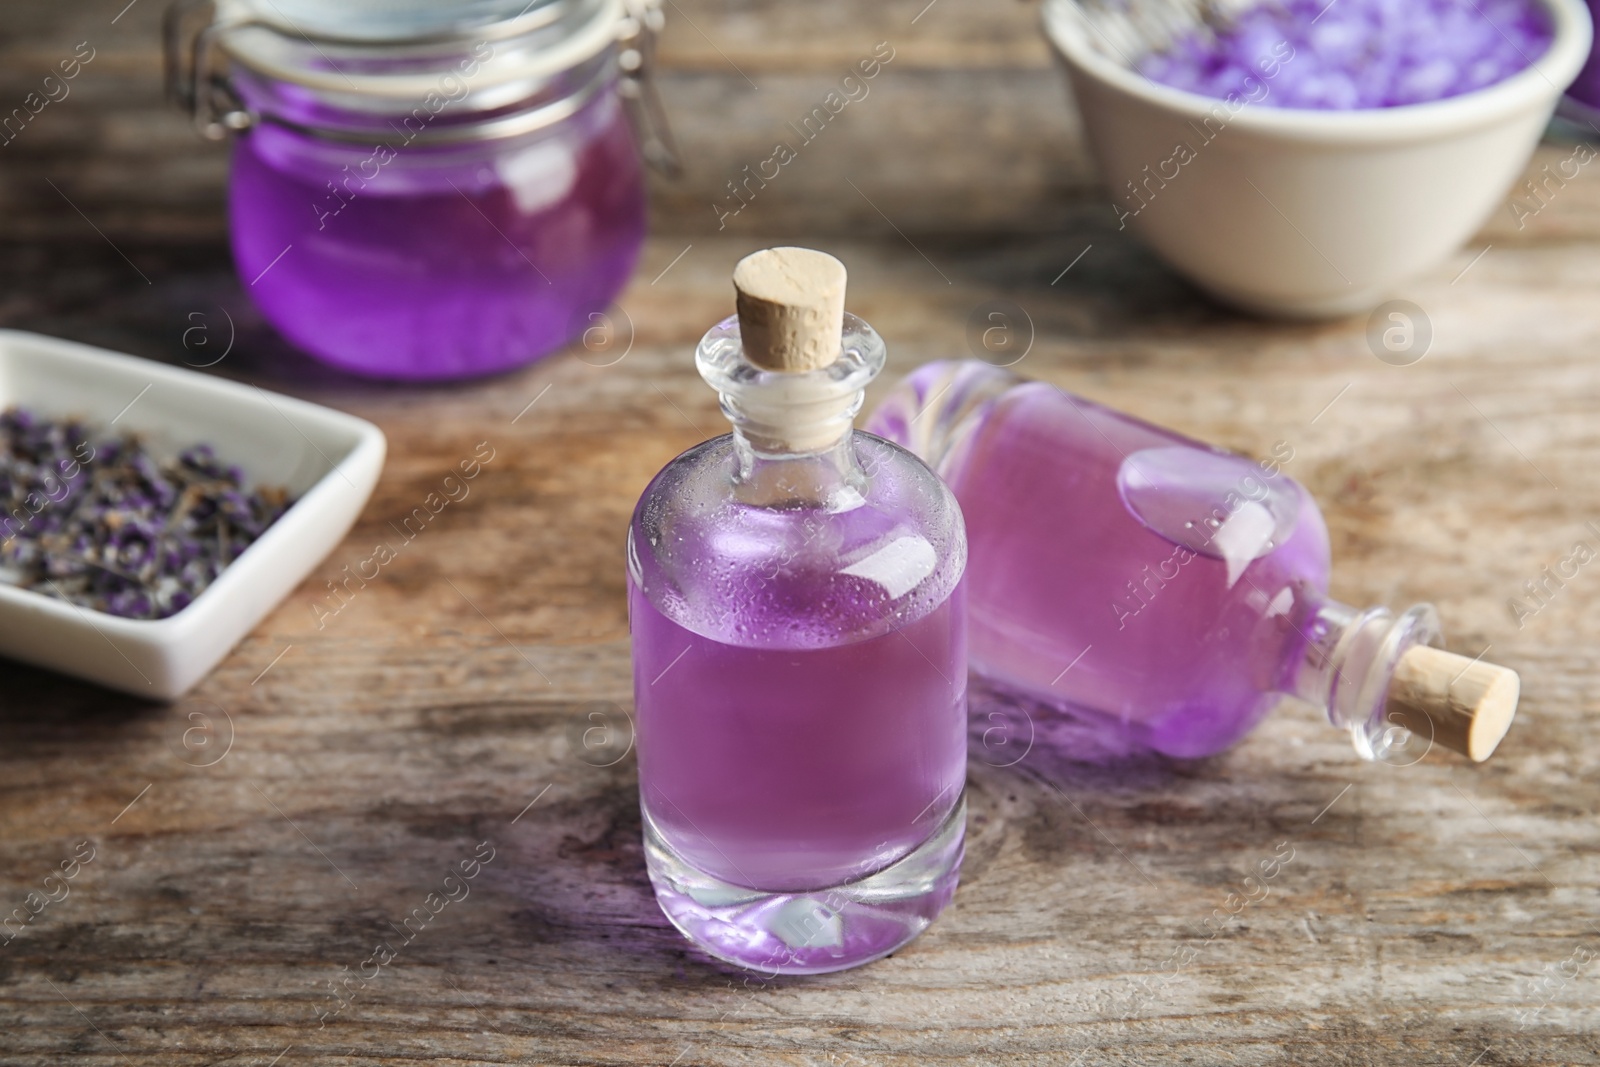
[1042,0,1594,317]
[0,330,384,698]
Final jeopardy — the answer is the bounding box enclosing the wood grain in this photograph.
[1,1,1599,1064]
[1,216,1598,1063]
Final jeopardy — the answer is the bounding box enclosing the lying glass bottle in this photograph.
[867,359,1519,764]
[629,250,968,974]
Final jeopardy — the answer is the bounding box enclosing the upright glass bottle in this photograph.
[867,360,1519,765]
[629,249,968,974]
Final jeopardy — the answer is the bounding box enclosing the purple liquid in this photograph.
[630,581,966,891]
[869,362,1332,760]
[229,89,645,380]
[629,431,967,970]
[1569,0,1600,107]
[1139,0,1554,109]
[630,435,967,887]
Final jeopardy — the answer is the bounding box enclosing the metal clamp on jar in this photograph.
[165,0,678,380]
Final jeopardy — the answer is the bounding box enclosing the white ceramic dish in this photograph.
[0,330,384,698]
[1042,0,1594,317]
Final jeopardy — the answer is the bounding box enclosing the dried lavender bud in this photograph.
[0,407,295,620]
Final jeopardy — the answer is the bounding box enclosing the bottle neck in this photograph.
[863,359,1021,474]
[1286,596,1442,761]
[696,309,885,510]
[729,430,866,510]
[717,371,866,457]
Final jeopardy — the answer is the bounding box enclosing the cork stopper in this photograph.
[1384,646,1520,762]
[733,247,847,372]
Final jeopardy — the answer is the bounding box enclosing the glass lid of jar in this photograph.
[208,0,617,97]
[235,0,567,44]
[165,0,678,168]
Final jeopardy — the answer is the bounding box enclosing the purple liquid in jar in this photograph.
[630,316,968,972]
[869,361,1333,760]
[1138,0,1555,108]
[229,86,646,380]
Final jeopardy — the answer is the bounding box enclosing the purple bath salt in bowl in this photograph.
[1566,0,1600,107]
[1138,0,1555,109]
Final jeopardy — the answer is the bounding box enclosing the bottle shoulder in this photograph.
[629,432,966,649]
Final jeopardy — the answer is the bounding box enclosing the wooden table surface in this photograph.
[3,1,1600,1065]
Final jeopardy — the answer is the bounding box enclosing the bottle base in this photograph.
[643,795,966,975]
